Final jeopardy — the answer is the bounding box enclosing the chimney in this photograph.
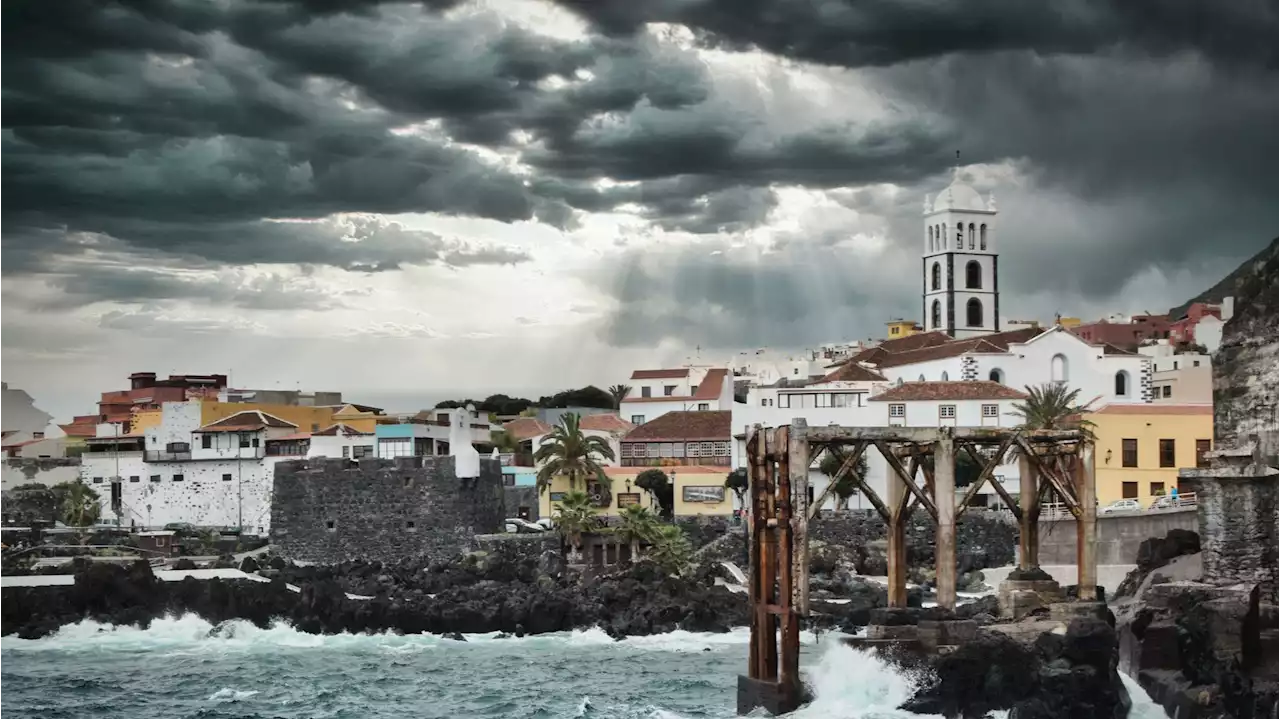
[129,372,157,390]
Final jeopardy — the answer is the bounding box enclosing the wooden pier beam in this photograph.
[933,435,957,611]
[1075,442,1098,600]
[885,447,909,608]
[1018,453,1040,570]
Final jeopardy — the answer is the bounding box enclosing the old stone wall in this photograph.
[1211,240,1278,466]
[271,456,505,564]
[1037,508,1199,566]
[1,458,80,491]
[809,509,1017,570]
[503,487,540,521]
[1184,475,1279,602]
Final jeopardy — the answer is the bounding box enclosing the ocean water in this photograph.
[1,616,1168,719]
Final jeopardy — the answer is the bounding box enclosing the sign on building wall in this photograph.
[549,492,567,502]
[616,492,642,508]
[682,485,726,503]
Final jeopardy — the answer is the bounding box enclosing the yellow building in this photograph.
[537,466,734,519]
[885,319,922,339]
[1089,404,1213,506]
[1056,316,1082,329]
[130,401,386,436]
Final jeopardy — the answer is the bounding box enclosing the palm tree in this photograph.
[553,490,600,562]
[819,448,869,510]
[60,480,101,527]
[647,524,693,576]
[635,468,673,518]
[534,413,616,495]
[1010,383,1096,435]
[608,384,633,410]
[616,505,658,561]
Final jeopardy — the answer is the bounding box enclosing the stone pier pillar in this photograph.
[934,437,957,610]
[1181,463,1279,603]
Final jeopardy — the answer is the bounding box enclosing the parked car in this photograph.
[1101,498,1142,515]
[1148,495,1176,511]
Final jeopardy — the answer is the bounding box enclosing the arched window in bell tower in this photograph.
[968,223,976,249]
[928,226,934,253]
[931,262,941,291]
[980,224,988,251]
[956,222,963,246]
[965,261,982,289]
[931,299,942,329]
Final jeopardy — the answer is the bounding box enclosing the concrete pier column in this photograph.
[886,459,909,608]
[934,437,957,610]
[1075,443,1098,600]
[1018,454,1039,570]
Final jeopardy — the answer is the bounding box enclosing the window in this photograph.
[939,405,956,418]
[1193,360,1201,367]
[342,446,350,459]
[1051,354,1069,383]
[1151,482,1165,497]
[1196,439,1211,468]
[980,224,987,250]
[982,404,998,417]
[631,415,645,425]
[663,385,676,396]
[1114,371,1129,397]
[760,398,769,406]
[405,520,416,531]
[793,368,800,375]
[889,404,905,418]
[1172,361,1178,370]
[965,261,982,289]
[956,222,963,245]
[326,520,336,531]
[173,474,184,482]
[166,441,189,453]
[989,368,1004,384]
[690,385,698,394]
[92,476,103,484]
[941,371,950,381]
[403,476,414,488]
[698,403,710,410]
[202,435,212,449]
[379,437,412,458]
[311,423,320,432]
[239,435,251,448]
[918,374,925,382]
[353,445,374,459]
[968,223,975,249]
[928,226,934,250]
[641,386,652,398]
[1122,482,1138,499]
[1162,386,1172,398]
[150,475,161,483]
[890,326,900,335]
[223,473,232,481]
[252,438,260,448]
[931,262,941,291]
[129,475,140,483]
[1159,439,1176,468]
[966,298,983,327]
[1122,439,1138,467]
[931,300,942,329]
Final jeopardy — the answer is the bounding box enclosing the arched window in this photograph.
[1051,354,1069,383]
[896,377,904,387]
[979,224,987,251]
[956,222,963,246]
[928,226,934,246]
[1115,371,1130,397]
[931,262,941,291]
[931,299,942,329]
[965,260,982,289]
[918,374,926,382]
[966,298,983,327]
[968,223,976,249]
[989,368,1004,384]
[941,371,950,381]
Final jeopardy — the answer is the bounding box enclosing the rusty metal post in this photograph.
[774,427,800,711]
[1075,442,1098,600]
[934,435,957,610]
[884,442,909,607]
[1017,453,1040,571]
[788,422,810,618]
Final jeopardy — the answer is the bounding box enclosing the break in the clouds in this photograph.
[2,0,1275,418]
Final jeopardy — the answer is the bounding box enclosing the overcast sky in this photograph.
[3,0,1276,422]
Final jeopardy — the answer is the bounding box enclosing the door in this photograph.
[110,482,122,516]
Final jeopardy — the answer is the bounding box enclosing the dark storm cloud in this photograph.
[553,0,1276,71]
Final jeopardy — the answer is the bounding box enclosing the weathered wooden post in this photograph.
[1075,441,1098,600]
[1017,452,1039,570]
[934,435,957,610]
[885,449,909,608]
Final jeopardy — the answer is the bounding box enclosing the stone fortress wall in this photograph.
[270,456,506,564]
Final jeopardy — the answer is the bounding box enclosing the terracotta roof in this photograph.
[312,423,372,437]
[869,381,1029,402]
[622,411,732,442]
[816,362,889,384]
[197,410,297,433]
[84,432,144,441]
[579,414,635,433]
[59,422,100,438]
[502,417,552,441]
[630,369,690,380]
[334,402,384,414]
[844,332,951,364]
[1090,404,1212,416]
[621,368,729,403]
[271,432,312,442]
[1,431,16,440]
[1101,343,1138,355]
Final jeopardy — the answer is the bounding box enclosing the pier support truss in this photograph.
[738,421,1095,715]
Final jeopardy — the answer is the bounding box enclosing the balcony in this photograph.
[144,451,191,462]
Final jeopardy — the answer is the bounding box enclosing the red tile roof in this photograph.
[312,423,373,437]
[816,362,889,383]
[622,411,732,442]
[579,414,635,433]
[271,432,313,442]
[197,410,297,433]
[630,368,690,380]
[843,331,951,364]
[502,417,553,441]
[869,381,1029,402]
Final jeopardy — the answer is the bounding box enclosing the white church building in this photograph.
[730,171,1153,511]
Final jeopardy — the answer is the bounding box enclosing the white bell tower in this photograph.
[921,171,1000,339]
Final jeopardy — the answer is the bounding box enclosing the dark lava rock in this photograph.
[1007,566,1055,582]
[1115,529,1201,598]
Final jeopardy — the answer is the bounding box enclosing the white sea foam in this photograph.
[208,687,260,703]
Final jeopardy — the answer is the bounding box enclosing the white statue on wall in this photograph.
[450,405,481,479]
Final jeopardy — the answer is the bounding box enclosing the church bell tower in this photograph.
[922,173,1000,339]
